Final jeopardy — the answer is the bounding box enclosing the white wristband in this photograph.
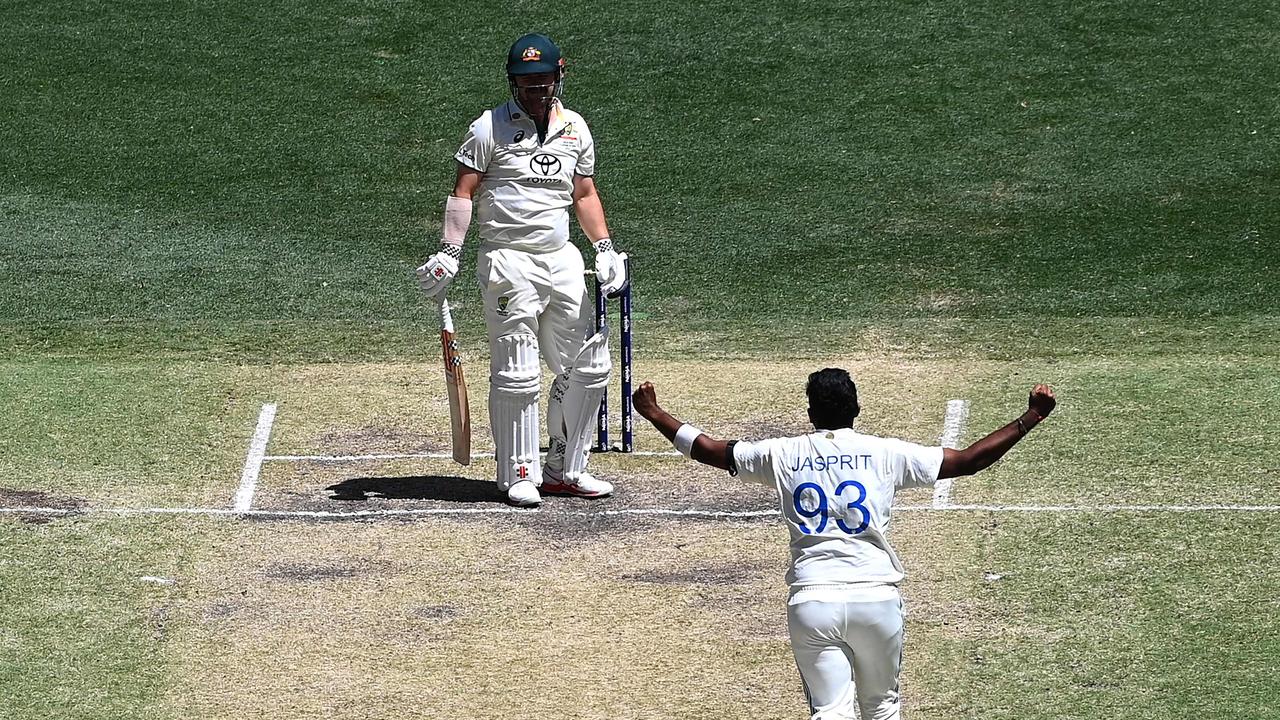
[673,423,704,459]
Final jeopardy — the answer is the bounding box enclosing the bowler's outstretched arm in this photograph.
[632,382,735,471]
[938,384,1057,479]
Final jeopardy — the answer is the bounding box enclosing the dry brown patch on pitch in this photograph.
[410,604,460,620]
[202,601,239,621]
[0,487,87,524]
[0,487,87,510]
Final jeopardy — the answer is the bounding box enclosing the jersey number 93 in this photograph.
[792,481,870,535]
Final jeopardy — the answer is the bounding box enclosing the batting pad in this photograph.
[490,333,541,490]
[562,330,611,477]
[544,373,570,473]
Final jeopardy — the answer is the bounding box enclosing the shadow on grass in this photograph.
[326,476,505,504]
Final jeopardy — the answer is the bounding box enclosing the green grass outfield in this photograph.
[2,1,1277,718]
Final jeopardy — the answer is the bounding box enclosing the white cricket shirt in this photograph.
[732,428,943,588]
[455,100,595,253]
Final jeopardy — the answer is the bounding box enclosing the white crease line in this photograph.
[7,504,1280,520]
[264,450,683,462]
[232,403,277,512]
[931,399,970,509]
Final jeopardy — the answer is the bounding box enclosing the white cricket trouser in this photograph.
[788,587,904,720]
[476,243,594,375]
[476,243,600,487]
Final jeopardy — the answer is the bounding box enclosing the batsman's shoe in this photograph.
[507,480,542,507]
[540,468,614,498]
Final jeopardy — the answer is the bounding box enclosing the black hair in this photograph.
[806,368,861,429]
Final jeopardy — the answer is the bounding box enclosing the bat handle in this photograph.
[439,298,455,333]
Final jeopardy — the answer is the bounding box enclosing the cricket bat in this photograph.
[439,299,471,465]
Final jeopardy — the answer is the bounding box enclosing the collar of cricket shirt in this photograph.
[507,100,571,144]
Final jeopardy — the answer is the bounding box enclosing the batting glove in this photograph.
[593,238,629,297]
[415,248,459,299]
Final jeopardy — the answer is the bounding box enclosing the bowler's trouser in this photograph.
[788,586,904,720]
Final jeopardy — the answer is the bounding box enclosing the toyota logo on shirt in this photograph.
[530,153,561,176]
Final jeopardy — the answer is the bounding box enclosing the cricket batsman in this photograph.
[415,33,630,507]
[634,369,1057,720]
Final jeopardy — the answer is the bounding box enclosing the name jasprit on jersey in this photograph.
[790,454,875,473]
